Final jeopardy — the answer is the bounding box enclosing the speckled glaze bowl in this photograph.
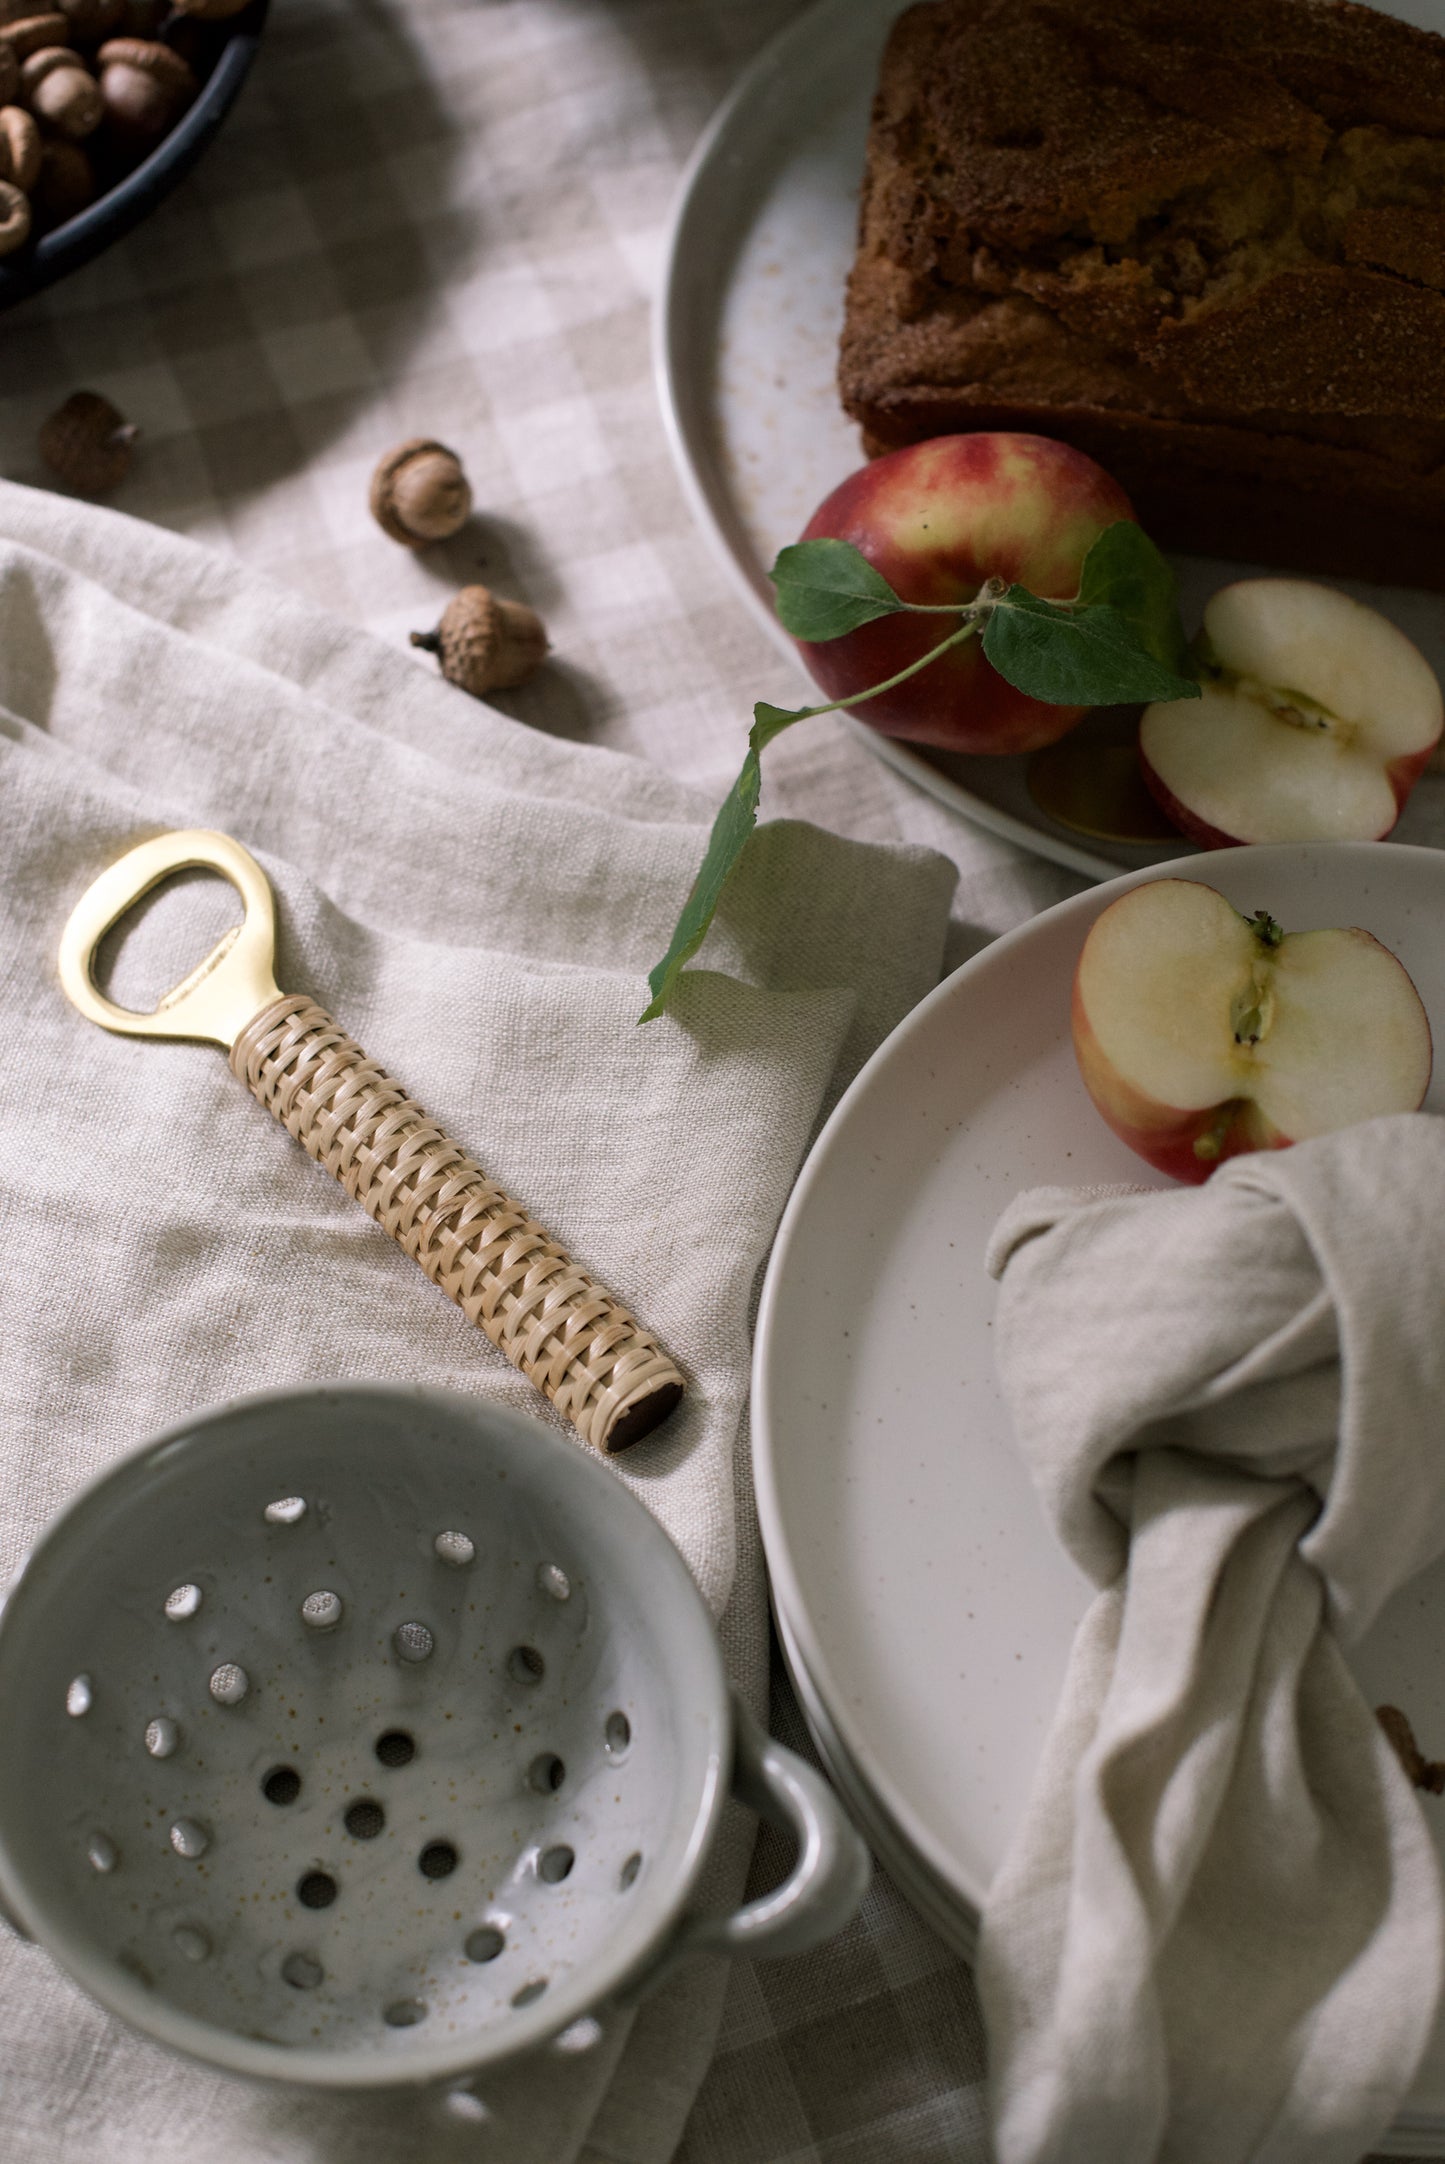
[0,1385,868,2090]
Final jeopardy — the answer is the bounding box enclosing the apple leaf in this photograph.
[982,589,1202,708]
[1075,520,1194,677]
[639,701,807,1022]
[770,539,904,641]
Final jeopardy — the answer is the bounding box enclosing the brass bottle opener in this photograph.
[58,830,685,1452]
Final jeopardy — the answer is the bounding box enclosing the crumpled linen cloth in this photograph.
[0,477,955,2164]
[981,1117,1445,2164]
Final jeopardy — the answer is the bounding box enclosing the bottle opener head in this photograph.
[57,829,282,1050]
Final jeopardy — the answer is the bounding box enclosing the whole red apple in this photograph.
[796,432,1137,755]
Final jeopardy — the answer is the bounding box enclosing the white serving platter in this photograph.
[753,843,1445,2150]
[656,0,1445,879]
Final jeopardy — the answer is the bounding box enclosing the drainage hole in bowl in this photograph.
[300,1590,343,1631]
[145,1717,180,1759]
[464,1924,505,1963]
[66,1674,93,1718]
[605,1711,631,1758]
[282,1951,323,1990]
[434,1530,475,1568]
[297,1871,338,1909]
[164,1583,202,1622]
[418,1841,458,1880]
[87,1832,118,1874]
[172,1924,210,1963]
[345,1799,385,1840]
[528,1753,565,1795]
[393,1621,434,1664]
[376,1729,415,1768]
[619,1852,642,1891]
[508,1645,544,1687]
[536,1562,570,1602]
[264,1497,307,1526]
[170,1819,210,1860]
[539,1845,574,1885]
[384,1997,428,2027]
[512,1978,548,2008]
[263,1765,302,1806]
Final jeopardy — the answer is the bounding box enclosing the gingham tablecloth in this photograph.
[0,4,1424,2161]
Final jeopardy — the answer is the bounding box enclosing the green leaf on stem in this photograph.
[982,588,1201,707]
[770,538,904,641]
[1074,520,1194,677]
[638,701,809,1022]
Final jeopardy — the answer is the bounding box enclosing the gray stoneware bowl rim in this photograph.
[0,1382,732,2088]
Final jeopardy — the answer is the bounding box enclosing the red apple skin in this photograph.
[796,433,1137,756]
[1140,729,1437,849]
[1071,973,1289,1184]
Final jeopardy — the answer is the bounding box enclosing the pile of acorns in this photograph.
[0,0,250,251]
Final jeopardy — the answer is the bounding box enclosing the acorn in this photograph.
[0,42,16,100]
[54,0,124,37]
[31,133,91,226]
[370,438,472,546]
[0,172,27,253]
[95,34,192,151]
[23,45,101,135]
[39,389,138,494]
[410,586,548,697]
[1,13,72,58]
[0,101,38,187]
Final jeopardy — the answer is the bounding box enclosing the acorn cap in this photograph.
[1,14,72,58]
[95,33,193,90]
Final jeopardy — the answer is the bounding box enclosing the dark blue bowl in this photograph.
[0,0,269,312]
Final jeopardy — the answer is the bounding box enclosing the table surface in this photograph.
[0,4,1424,2160]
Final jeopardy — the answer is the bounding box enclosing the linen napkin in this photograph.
[0,476,955,2164]
[981,1117,1445,2164]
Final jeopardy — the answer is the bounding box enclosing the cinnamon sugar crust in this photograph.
[841,0,1445,584]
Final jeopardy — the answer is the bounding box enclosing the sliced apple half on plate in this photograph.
[1073,878,1433,1183]
[1140,580,1443,847]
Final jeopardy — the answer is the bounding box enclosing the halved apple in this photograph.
[1140,580,1442,847]
[1073,879,1432,1183]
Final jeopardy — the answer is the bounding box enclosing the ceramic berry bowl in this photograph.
[0,1384,868,2092]
[0,0,268,312]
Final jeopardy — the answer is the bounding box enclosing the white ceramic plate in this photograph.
[754,842,1445,2146]
[656,0,1445,879]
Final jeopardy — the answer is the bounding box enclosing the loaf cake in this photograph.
[840,0,1445,587]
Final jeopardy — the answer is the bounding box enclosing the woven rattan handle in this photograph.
[230,995,684,1453]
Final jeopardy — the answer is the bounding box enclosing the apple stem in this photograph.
[895,574,1010,616]
[780,617,984,725]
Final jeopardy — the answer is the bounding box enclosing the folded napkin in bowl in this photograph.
[982,1116,1445,2164]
